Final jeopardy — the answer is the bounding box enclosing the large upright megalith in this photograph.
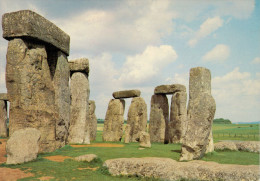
[68,58,90,144]
[0,93,8,137]
[127,97,147,142]
[103,99,125,142]
[3,10,70,152]
[180,67,216,161]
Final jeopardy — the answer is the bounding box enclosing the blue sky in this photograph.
[0,0,259,123]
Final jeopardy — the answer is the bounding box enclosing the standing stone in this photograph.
[3,10,70,153]
[6,128,41,164]
[168,90,187,143]
[68,72,90,144]
[103,99,125,142]
[89,100,97,141]
[0,99,8,137]
[180,67,216,161]
[127,97,147,142]
[139,131,151,148]
[149,94,168,143]
[124,124,131,143]
[206,131,214,153]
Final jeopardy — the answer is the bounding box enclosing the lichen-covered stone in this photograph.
[180,67,216,161]
[0,100,8,137]
[149,94,168,143]
[69,58,89,75]
[139,132,151,148]
[168,91,187,143]
[2,10,70,55]
[68,72,90,144]
[112,90,141,99]
[6,128,41,164]
[88,100,97,141]
[103,99,125,142]
[154,84,186,95]
[214,142,238,151]
[127,97,147,142]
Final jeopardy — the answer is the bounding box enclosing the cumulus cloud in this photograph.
[119,45,178,85]
[188,16,223,47]
[202,44,230,62]
[251,57,260,64]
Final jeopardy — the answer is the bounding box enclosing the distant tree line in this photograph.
[213,118,232,124]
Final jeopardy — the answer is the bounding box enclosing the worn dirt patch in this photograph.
[71,143,124,148]
[0,139,7,164]
[44,155,71,162]
[0,168,34,181]
[77,167,99,171]
[38,176,55,180]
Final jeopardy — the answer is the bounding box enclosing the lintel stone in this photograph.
[113,90,141,99]
[2,10,70,55]
[154,84,186,95]
[69,58,89,75]
[0,93,8,101]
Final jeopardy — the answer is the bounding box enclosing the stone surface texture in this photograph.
[68,72,90,144]
[124,124,131,144]
[180,67,216,161]
[103,99,125,142]
[154,84,186,95]
[214,142,238,151]
[74,154,97,162]
[0,93,8,101]
[69,58,89,75]
[6,128,41,164]
[206,131,214,153]
[88,100,97,141]
[0,100,8,137]
[2,10,70,55]
[104,157,259,181]
[235,141,260,153]
[168,91,187,143]
[139,131,151,148]
[6,38,63,153]
[127,97,147,142]
[112,90,141,99]
[149,94,168,143]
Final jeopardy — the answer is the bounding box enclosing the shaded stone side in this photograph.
[68,72,90,144]
[0,100,8,137]
[103,99,125,142]
[127,97,147,142]
[168,91,187,143]
[180,67,216,161]
[149,94,168,143]
[88,100,97,141]
[6,38,59,153]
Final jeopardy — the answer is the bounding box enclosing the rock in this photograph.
[6,128,41,165]
[68,72,90,144]
[214,142,238,151]
[124,124,131,144]
[53,51,70,147]
[180,67,216,161]
[88,100,97,141]
[2,10,70,55]
[154,84,186,95]
[69,58,89,75]
[139,131,151,148]
[168,91,187,143]
[235,141,260,153]
[74,154,97,162]
[112,90,141,99]
[127,97,147,142]
[0,100,8,137]
[103,99,125,142]
[104,158,260,181]
[206,131,214,153]
[149,94,168,143]
[6,38,61,153]
[0,93,8,101]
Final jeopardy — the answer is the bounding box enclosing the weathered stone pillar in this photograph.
[149,94,168,143]
[2,10,70,152]
[0,94,8,137]
[103,99,125,142]
[168,89,187,143]
[127,97,147,142]
[68,58,90,144]
[89,100,97,141]
[180,67,216,161]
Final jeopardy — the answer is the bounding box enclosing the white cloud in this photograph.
[202,44,230,62]
[119,45,178,85]
[251,57,260,64]
[188,16,223,47]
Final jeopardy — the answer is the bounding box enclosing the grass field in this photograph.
[0,123,259,180]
